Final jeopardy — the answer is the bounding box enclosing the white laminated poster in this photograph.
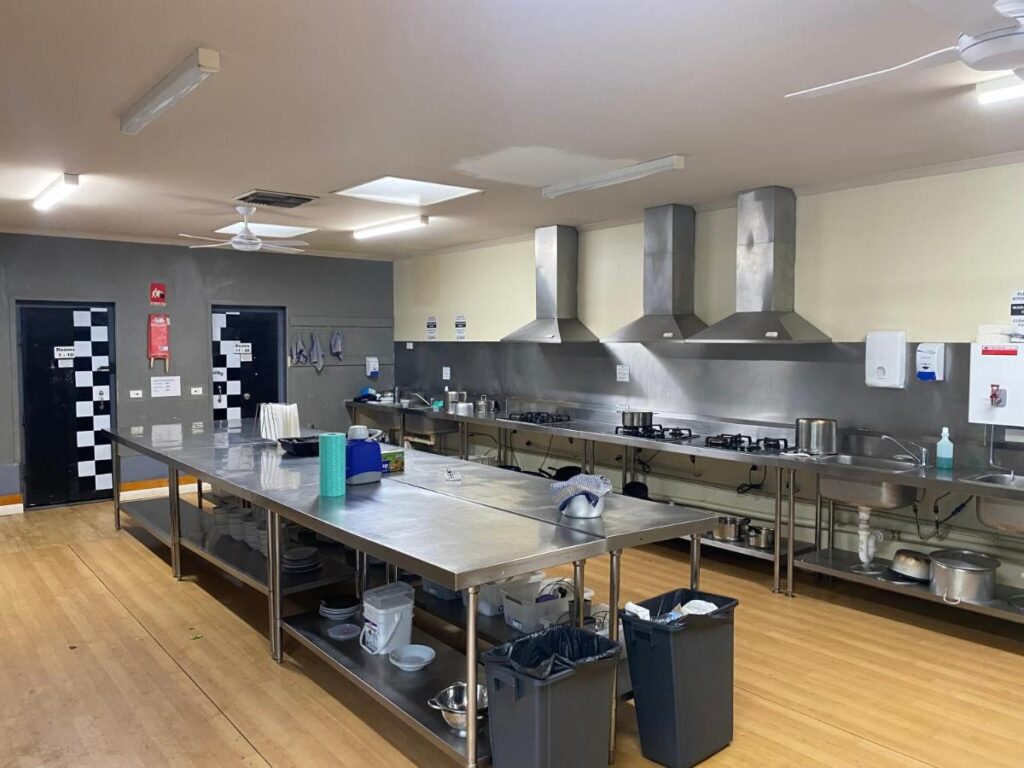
[455,314,467,341]
[150,375,181,398]
[426,315,437,341]
[616,364,630,383]
[1012,290,1024,334]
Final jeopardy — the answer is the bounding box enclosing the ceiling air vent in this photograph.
[234,189,319,209]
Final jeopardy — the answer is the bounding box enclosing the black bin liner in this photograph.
[482,625,621,768]
[621,588,739,768]
[482,624,618,679]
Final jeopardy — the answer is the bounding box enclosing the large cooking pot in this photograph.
[712,515,751,542]
[890,549,930,581]
[929,549,1000,604]
[620,410,654,429]
[795,418,838,455]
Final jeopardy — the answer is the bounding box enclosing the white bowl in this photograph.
[389,644,436,671]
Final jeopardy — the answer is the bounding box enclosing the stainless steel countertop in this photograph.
[348,400,1024,503]
[107,422,712,589]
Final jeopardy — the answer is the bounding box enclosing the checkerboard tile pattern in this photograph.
[73,308,113,492]
[212,311,245,421]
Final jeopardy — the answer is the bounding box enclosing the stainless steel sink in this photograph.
[815,454,919,510]
[965,472,1024,489]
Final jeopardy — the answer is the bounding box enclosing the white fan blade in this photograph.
[259,238,308,247]
[785,46,960,98]
[179,233,229,243]
[260,244,303,254]
[189,243,231,249]
[909,0,1018,37]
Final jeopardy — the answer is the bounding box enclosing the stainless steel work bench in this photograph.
[106,421,716,767]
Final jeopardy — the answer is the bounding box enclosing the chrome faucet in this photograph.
[986,424,1015,478]
[409,392,433,407]
[880,435,928,466]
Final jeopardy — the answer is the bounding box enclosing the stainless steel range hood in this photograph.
[688,186,829,344]
[603,204,706,342]
[502,225,598,343]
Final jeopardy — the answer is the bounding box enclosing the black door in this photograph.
[211,307,284,421]
[18,302,116,508]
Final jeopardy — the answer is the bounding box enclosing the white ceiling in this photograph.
[1,0,1022,259]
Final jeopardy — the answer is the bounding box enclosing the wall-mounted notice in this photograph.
[455,314,467,341]
[1011,290,1024,334]
[149,282,167,306]
[53,345,75,359]
[150,375,181,398]
[616,364,630,383]
[426,315,437,341]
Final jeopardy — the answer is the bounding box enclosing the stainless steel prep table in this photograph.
[106,421,715,766]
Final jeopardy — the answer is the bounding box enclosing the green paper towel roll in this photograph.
[319,433,347,497]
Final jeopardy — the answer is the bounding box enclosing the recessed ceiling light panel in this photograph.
[335,176,481,207]
[352,215,429,240]
[33,173,79,211]
[976,74,1024,104]
[215,222,317,237]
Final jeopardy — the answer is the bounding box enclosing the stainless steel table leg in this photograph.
[814,476,822,552]
[112,441,121,530]
[787,468,796,598]
[356,551,367,597]
[772,467,783,594]
[573,560,587,627]
[689,534,701,590]
[168,468,182,580]
[828,500,836,550]
[465,585,479,768]
[459,423,469,460]
[608,549,621,764]
[197,479,204,511]
[268,510,283,662]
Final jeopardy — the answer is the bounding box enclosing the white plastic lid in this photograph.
[362,581,414,611]
[941,427,950,437]
[348,425,369,440]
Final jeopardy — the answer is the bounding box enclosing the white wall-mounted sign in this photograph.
[455,314,467,341]
[616,364,630,383]
[1011,290,1024,334]
[53,345,75,359]
[150,375,181,398]
[426,316,437,341]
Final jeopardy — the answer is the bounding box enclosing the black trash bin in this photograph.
[482,625,620,768]
[620,588,738,768]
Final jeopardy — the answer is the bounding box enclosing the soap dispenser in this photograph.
[936,427,954,470]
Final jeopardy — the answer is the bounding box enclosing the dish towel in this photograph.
[549,474,613,512]
[330,328,344,360]
[309,332,325,372]
[290,333,307,366]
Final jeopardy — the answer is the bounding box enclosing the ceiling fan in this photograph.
[179,205,309,253]
[786,0,1024,98]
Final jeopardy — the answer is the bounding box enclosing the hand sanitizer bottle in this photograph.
[936,427,954,470]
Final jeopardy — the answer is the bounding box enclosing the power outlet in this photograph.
[190,386,203,396]
[129,390,143,399]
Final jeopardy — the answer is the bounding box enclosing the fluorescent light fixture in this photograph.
[33,173,79,211]
[120,48,220,135]
[335,176,482,206]
[542,155,685,199]
[352,215,429,240]
[216,222,317,237]
[976,74,1024,105]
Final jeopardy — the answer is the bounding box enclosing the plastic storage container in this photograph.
[463,570,545,616]
[621,588,738,768]
[502,580,571,633]
[359,582,414,655]
[422,579,461,602]
[483,626,620,768]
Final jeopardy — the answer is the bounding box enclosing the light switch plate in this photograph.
[191,421,205,432]
[190,386,203,396]
[442,366,451,381]
[129,390,143,399]
[130,425,144,435]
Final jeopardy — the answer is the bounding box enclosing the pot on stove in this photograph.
[620,410,654,428]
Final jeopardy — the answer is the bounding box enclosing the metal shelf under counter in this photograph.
[282,611,490,766]
[120,498,354,596]
[794,548,1024,625]
[700,534,815,563]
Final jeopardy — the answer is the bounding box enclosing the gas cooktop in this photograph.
[614,425,701,442]
[704,433,791,454]
[505,411,571,425]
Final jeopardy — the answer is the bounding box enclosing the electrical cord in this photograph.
[913,494,974,540]
[636,450,660,474]
[538,435,555,476]
[737,464,767,495]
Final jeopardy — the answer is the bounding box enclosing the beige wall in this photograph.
[394,162,1024,342]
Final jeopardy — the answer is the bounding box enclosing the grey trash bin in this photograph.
[482,625,620,768]
[620,588,738,767]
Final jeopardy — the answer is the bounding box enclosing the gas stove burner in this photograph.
[757,437,789,454]
[665,427,699,441]
[615,424,665,439]
[705,433,755,451]
[507,411,571,425]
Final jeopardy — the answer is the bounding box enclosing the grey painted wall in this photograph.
[1,233,393,492]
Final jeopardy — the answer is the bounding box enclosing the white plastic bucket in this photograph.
[359,582,415,655]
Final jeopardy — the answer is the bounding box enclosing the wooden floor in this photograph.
[2,500,1023,767]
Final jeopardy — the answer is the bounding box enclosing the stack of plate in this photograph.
[212,506,231,534]
[227,509,249,541]
[319,595,360,621]
[282,545,322,574]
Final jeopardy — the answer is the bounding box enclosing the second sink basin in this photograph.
[815,454,919,510]
[965,472,1024,489]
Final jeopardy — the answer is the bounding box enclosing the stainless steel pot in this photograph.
[455,402,474,417]
[713,515,751,542]
[745,525,774,549]
[890,549,930,581]
[795,418,838,455]
[620,410,654,428]
[929,549,1000,604]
